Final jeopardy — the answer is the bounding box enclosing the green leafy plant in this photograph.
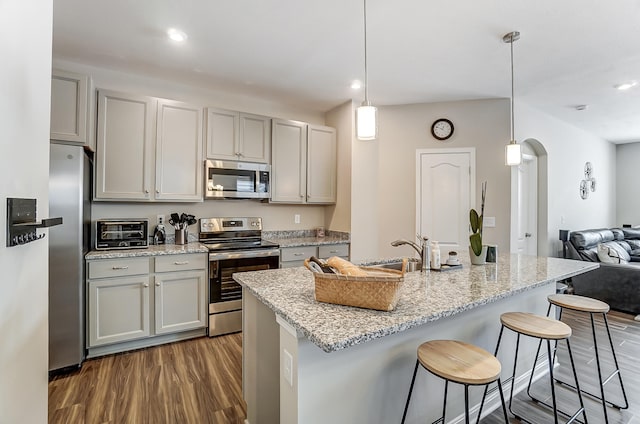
[469,181,487,256]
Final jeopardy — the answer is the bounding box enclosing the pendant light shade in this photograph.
[357,103,377,140]
[503,31,521,166]
[505,142,522,166]
[356,0,377,140]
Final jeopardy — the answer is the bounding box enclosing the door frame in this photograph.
[415,148,476,246]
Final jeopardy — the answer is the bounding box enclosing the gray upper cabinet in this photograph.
[271,119,307,203]
[271,119,337,204]
[50,69,89,144]
[155,99,203,201]
[95,90,154,200]
[95,89,203,202]
[205,107,271,163]
[307,125,337,204]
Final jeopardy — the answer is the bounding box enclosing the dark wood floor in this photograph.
[48,333,246,424]
[49,310,639,424]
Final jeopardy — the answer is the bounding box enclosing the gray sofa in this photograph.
[564,228,640,316]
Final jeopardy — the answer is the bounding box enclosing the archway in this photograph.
[510,138,549,256]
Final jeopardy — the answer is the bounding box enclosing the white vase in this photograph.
[469,245,488,265]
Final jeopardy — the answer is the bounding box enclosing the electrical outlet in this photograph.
[294,214,301,224]
[283,349,293,387]
[157,214,164,225]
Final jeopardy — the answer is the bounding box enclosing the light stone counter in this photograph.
[263,229,350,248]
[85,242,209,260]
[235,253,598,353]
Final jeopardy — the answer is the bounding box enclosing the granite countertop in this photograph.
[85,242,209,260]
[263,230,350,248]
[234,253,599,353]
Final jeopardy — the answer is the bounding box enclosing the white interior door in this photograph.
[417,149,475,252]
[511,154,538,254]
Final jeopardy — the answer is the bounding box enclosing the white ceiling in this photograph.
[52,0,640,143]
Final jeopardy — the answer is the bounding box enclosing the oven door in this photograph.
[208,249,279,336]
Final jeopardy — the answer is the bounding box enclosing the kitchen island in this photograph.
[235,254,598,424]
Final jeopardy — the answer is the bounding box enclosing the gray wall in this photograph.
[616,142,640,226]
[0,0,53,421]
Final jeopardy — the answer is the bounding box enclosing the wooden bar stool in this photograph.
[483,312,588,424]
[401,340,508,424]
[536,294,629,424]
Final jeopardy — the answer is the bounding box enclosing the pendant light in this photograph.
[504,31,522,166]
[356,0,378,140]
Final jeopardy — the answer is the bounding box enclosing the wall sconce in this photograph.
[580,162,596,199]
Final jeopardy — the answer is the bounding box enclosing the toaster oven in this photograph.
[95,219,149,250]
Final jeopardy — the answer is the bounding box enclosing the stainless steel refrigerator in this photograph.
[48,142,91,373]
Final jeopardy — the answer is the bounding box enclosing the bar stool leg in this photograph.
[602,313,629,409]
[565,338,588,424]
[441,379,449,424]
[401,360,420,424]
[546,340,560,424]
[464,384,470,424]
[508,333,521,419]
[497,378,510,423]
[590,312,609,423]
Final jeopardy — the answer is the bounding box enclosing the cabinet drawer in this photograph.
[318,244,349,259]
[88,257,149,279]
[155,253,207,273]
[280,246,317,262]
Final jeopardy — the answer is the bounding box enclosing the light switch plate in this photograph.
[484,216,496,227]
[283,349,293,387]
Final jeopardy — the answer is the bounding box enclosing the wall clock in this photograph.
[431,118,454,140]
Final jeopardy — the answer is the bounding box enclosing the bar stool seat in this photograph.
[543,294,628,423]
[501,312,572,340]
[418,340,502,385]
[480,311,588,424]
[402,340,509,424]
[548,294,609,313]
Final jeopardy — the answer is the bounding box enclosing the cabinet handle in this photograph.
[143,283,149,287]
[174,261,189,265]
[155,282,161,286]
[144,189,149,194]
[293,253,304,256]
[112,266,129,270]
[329,250,339,253]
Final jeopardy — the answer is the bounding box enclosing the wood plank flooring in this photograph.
[48,333,246,424]
[49,310,639,424]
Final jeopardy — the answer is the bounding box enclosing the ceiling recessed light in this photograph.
[350,80,362,90]
[167,28,188,42]
[614,81,637,90]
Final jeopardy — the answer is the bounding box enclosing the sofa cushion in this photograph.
[611,228,625,240]
[597,242,630,264]
[571,229,615,250]
[618,240,632,252]
[627,240,640,250]
[622,228,640,240]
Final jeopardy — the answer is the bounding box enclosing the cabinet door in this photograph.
[95,90,155,200]
[155,100,203,201]
[271,119,307,203]
[205,107,239,160]
[154,270,207,334]
[307,125,337,204]
[88,275,151,347]
[50,69,88,143]
[239,113,271,163]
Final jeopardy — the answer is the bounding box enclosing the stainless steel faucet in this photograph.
[391,235,430,271]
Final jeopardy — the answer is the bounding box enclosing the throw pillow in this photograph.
[597,243,629,264]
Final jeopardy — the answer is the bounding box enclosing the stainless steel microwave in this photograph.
[205,160,270,199]
[95,219,149,250]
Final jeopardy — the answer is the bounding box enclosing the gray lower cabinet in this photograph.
[280,243,349,268]
[87,253,207,356]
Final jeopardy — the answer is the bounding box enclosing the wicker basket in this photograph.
[304,260,405,311]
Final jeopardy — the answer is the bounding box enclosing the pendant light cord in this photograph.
[363,0,369,105]
[510,34,515,142]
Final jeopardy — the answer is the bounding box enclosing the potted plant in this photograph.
[469,181,488,265]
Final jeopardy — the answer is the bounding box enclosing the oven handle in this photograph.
[209,249,280,261]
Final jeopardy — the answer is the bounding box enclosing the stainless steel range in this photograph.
[199,217,280,336]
